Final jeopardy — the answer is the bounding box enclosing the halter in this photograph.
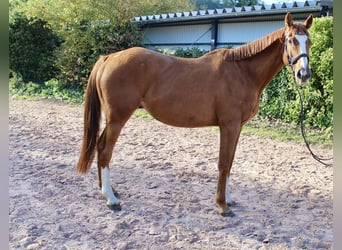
[284,38,310,75]
[284,37,332,166]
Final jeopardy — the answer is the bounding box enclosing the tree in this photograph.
[133,0,195,16]
[11,0,195,86]
[9,13,61,83]
[12,0,141,85]
[191,0,262,9]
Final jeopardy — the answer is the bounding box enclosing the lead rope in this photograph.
[296,87,333,166]
[284,39,333,167]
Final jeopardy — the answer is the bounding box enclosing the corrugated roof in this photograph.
[133,1,321,23]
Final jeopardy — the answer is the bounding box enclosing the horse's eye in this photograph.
[288,39,293,44]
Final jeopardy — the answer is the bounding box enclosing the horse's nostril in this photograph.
[297,70,302,79]
[297,68,311,80]
[296,68,311,83]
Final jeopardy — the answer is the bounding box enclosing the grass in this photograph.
[9,76,332,147]
[241,117,332,147]
[134,108,154,119]
[133,108,332,148]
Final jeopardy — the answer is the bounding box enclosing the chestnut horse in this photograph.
[77,13,313,216]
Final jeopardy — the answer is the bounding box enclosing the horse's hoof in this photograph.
[227,200,237,207]
[220,210,235,217]
[107,203,122,211]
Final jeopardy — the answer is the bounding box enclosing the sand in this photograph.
[9,98,333,249]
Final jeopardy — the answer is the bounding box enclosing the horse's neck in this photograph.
[247,40,285,93]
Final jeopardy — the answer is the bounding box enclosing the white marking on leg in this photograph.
[225,176,234,205]
[101,167,120,205]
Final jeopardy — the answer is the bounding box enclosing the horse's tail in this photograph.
[77,56,106,174]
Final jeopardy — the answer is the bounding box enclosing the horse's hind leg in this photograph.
[97,121,124,210]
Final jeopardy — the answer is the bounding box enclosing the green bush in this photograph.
[156,47,208,58]
[10,0,143,87]
[9,1,332,141]
[159,17,333,140]
[173,47,208,58]
[10,72,84,103]
[56,20,142,86]
[9,13,61,83]
[259,16,333,139]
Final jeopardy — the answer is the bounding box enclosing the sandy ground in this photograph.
[9,98,333,249]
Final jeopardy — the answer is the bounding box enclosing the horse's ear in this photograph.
[285,12,293,27]
[304,14,313,29]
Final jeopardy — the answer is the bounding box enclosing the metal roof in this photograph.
[133,1,323,25]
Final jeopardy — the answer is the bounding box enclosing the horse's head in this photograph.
[283,12,313,85]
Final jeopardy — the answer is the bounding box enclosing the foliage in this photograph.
[134,0,194,16]
[56,19,142,86]
[161,18,333,141]
[259,17,333,140]
[9,71,84,103]
[191,0,261,9]
[173,47,208,58]
[9,0,333,141]
[9,12,61,83]
[156,47,208,57]
[156,47,208,58]
[10,0,195,86]
[11,0,144,86]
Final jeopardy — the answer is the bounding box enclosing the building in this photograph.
[133,0,333,53]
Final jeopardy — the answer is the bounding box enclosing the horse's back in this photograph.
[92,47,223,127]
[94,47,183,98]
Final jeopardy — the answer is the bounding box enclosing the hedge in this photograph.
[9,13,333,140]
[9,13,61,83]
[259,16,333,138]
[166,17,333,139]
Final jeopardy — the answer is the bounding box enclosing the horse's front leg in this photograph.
[216,123,241,216]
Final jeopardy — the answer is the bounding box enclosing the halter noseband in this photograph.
[284,38,309,75]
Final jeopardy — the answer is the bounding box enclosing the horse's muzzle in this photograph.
[296,67,311,85]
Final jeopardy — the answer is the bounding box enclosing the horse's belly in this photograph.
[141,100,218,128]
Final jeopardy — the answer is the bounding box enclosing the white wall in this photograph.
[142,24,212,52]
[217,21,283,47]
[141,19,298,51]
